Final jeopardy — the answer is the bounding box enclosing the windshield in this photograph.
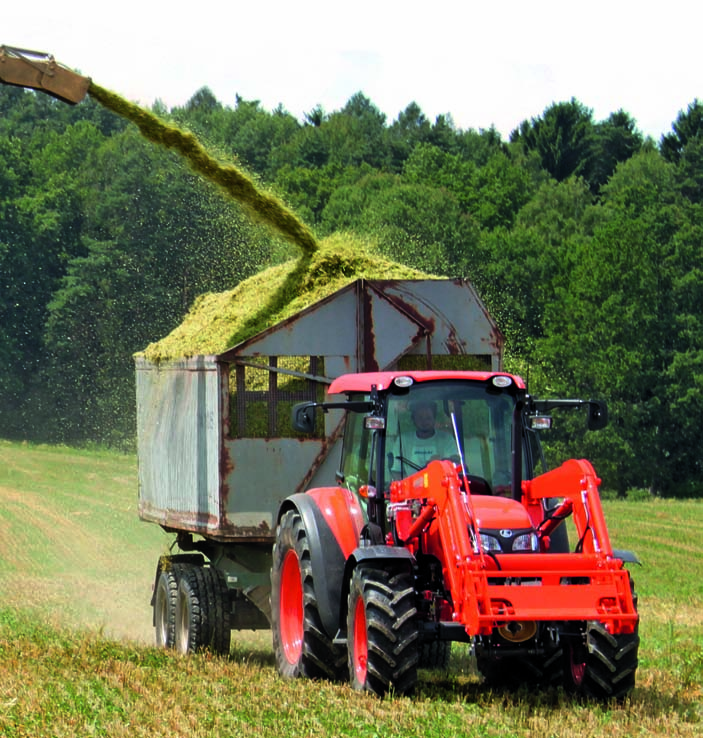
[385,381,515,494]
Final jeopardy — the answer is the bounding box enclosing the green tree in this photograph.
[589,110,644,192]
[536,151,695,495]
[476,177,594,359]
[511,99,595,182]
[42,126,273,444]
[661,99,703,163]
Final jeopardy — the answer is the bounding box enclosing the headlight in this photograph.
[512,532,539,552]
[480,533,502,552]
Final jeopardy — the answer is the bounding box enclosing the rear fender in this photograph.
[277,488,363,640]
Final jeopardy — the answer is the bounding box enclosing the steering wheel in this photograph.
[394,455,422,472]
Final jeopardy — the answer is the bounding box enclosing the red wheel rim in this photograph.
[352,596,368,684]
[280,549,304,664]
[569,645,586,685]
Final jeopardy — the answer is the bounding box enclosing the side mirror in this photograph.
[292,402,316,434]
[587,400,608,431]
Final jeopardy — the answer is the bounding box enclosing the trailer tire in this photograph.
[197,566,232,656]
[154,564,182,649]
[476,651,546,688]
[175,564,205,655]
[347,565,420,696]
[419,640,452,671]
[172,563,233,656]
[271,509,346,681]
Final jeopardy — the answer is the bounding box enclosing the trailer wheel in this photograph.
[154,564,181,649]
[565,622,639,701]
[271,509,346,680]
[198,566,232,656]
[175,565,204,654]
[476,651,545,688]
[347,565,420,696]
[419,640,452,671]
[173,564,232,656]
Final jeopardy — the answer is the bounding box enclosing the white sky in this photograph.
[4,1,701,141]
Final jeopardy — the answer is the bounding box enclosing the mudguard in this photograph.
[277,488,364,640]
[613,549,642,565]
[339,545,417,631]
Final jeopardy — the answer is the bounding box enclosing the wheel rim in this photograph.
[155,583,167,646]
[352,596,368,685]
[569,644,586,685]
[176,588,190,654]
[279,549,304,665]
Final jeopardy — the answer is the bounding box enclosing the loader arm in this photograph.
[390,459,638,637]
[0,46,90,104]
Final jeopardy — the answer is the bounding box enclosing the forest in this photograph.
[0,84,701,497]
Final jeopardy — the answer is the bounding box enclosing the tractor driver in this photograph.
[402,400,457,469]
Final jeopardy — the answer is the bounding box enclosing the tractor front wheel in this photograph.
[347,565,420,696]
[564,622,639,700]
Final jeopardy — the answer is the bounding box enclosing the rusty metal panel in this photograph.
[136,356,223,533]
[223,438,334,536]
[226,284,360,358]
[366,280,503,369]
[220,278,502,373]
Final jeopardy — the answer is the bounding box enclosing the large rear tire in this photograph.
[347,565,420,696]
[271,509,346,681]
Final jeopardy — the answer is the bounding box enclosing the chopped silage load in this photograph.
[139,233,437,363]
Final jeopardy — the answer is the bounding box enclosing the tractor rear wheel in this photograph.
[271,509,346,681]
[347,565,420,696]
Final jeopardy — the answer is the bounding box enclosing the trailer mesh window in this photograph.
[228,356,327,438]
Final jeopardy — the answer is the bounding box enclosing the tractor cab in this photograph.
[333,371,522,500]
[292,370,608,552]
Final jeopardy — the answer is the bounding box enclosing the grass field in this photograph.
[0,440,701,737]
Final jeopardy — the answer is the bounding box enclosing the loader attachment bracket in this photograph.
[0,45,90,104]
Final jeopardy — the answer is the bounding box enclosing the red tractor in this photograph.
[271,370,639,699]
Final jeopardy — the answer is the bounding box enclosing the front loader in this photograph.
[271,370,639,699]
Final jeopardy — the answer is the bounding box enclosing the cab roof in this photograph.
[327,370,526,395]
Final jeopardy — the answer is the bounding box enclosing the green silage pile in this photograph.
[84,84,439,364]
[139,232,435,363]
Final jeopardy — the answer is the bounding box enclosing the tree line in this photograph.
[0,84,701,496]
